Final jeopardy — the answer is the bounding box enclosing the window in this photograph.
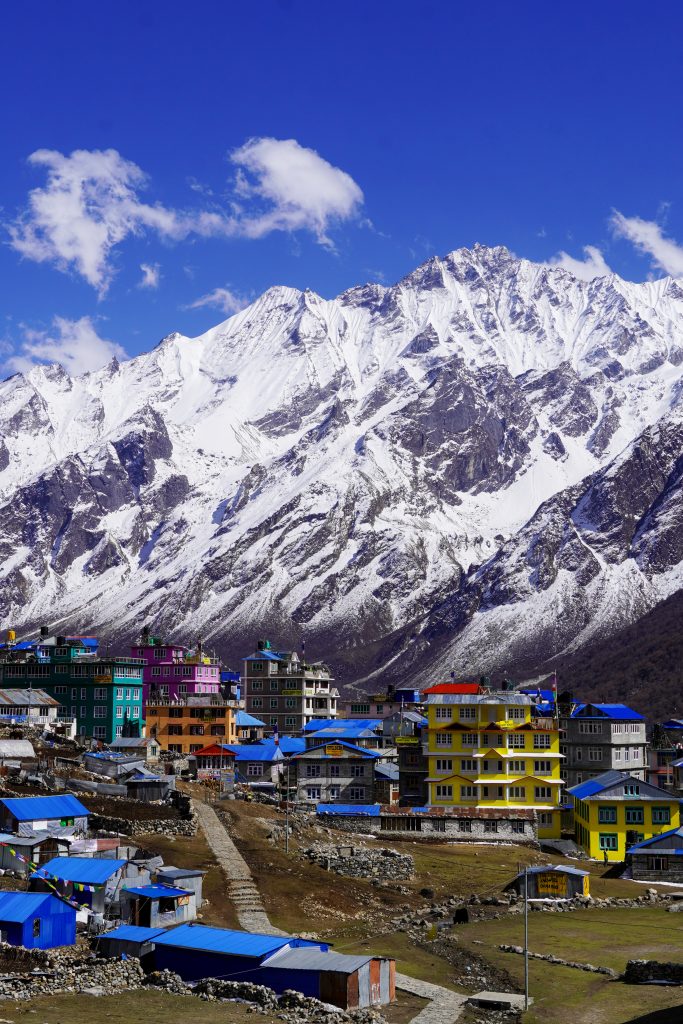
[116,688,123,699]
[71,688,77,698]
[460,759,477,772]
[483,820,498,833]
[459,707,476,720]
[33,918,41,938]
[652,807,671,825]
[462,733,478,746]
[285,716,296,727]
[55,665,67,674]
[131,707,139,719]
[168,725,183,736]
[116,726,123,737]
[189,725,205,736]
[435,707,452,719]
[94,726,106,739]
[482,785,504,800]
[269,717,278,727]
[508,735,526,748]
[435,734,452,746]
[152,667,161,677]
[507,707,526,720]
[538,812,553,827]
[588,748,602,762]
[115,706,123,719]
[432,819,446,832]
[94,687,107,700]
[251,662,263,673]
[533,734,551,750]
[55,685,67,695]
[133,689,140,700]
[375,704,384,713]
[648,856,669,871]
[351,764,365,777]
[351,704,370,714]
[579,722,602,734]
[252,698,263,708]
[599,833,618,851]
[189,744,203,753]
[306,765,321,778]
[330,765,340,778]
[598,807,617,824]
[614,747,622,761]
[534,760,552,774]
[251,681,263,691]
[460,785,476,799]
[168,744,182,753]
[329,786,341,798]
[436,759,453,773]
[349,787,365,800]
[169,707,183,718]
[509,759,526,774]
[71,706,77,717]
[625,807,644,825]
[247,764,263,776]
[79,705,87,718]
[270,680,279,691]
[534,786,552,801]
[285,698,296,708]
[510,786,526,799]
[511,820,526,834]
[94,707,107,719]
[624,784,640,796]
[435,785,452,799]
[270,698,278,709]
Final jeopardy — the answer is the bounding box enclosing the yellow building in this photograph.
[425,692,563,839]
[568,769,681,862]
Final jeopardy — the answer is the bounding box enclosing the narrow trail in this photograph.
[195,799,466,1022]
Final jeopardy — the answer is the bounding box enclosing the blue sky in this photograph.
[2,0,683,375]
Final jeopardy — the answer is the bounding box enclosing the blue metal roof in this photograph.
[375,762,399,780]
[571,703,644,721]
[316,803,381,816]
[524,865,589,877]
[123,884,191,899]
[303,719,337,732]
[0,794,90,821]
[101,925,166,942]
[0,891,68,922]
[627,827,683,853]
[152,923,294,957]
[232,738,305,761]
[297,740,380,759]
[243,651,282,662]
[32,857,127,884]
[567,769,634,800]
[235,711,266,727]
[307,720,382,736]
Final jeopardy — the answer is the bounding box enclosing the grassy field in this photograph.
[2,987,428,1023]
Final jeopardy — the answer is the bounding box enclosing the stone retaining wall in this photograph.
[303,843,414,880]
[499,944,617,977]
[624,959,683,985]
[89,811,198,836]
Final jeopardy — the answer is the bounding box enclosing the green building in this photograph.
[0,635,144,743]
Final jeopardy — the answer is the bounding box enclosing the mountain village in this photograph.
[0,626,677,1022]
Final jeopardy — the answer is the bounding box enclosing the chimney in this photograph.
[40,625,49,638]
[56,636,66,646]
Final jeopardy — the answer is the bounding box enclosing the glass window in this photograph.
[460,785,476,799]
[94,726,106,739]
[436,759,453,772]
[484,820,498,833]
[533,734,551,750]
[534,786,552,801]
[599,833,618,851]
[458,819,472,832]
[625,807,644,824]
[652,807,671,825]
[598,807,617,823]
[349,786,365,800]
[307,786,322,800]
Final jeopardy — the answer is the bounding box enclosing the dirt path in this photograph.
[195,799,465,1021]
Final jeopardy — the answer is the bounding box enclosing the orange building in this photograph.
[146,695,237,755]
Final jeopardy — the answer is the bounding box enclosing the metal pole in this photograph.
[528,864,532,1015]
[285,759,290,855]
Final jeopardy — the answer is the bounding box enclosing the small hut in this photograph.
[505,864,589,900]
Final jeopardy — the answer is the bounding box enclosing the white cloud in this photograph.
[184,286,249,316]
[8,141,365,292]
[8,316,126,376]
[547,244,612,281]
[229,137,364,249]
[610,211,683,277]
[139,262,161,289]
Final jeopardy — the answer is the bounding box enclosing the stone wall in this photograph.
[624,959,683,985]
[631,856,683,883]
[318,812,537,845]
[89,811,198,836]
[303,843,414,880]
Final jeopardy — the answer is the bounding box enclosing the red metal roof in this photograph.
[422,682,482,695]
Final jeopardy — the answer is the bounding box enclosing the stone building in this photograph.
[292,740,379,807]
[560,702,647,791]
[316,804,537,843]
[628,826,683,882]
[243,640,338,735]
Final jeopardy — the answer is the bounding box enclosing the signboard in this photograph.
[281,689,302,696]
[582,874,590,897]
[536,872,568,898]
[325,743,345,758]
[396,736,419,745]
[95,674,112,683]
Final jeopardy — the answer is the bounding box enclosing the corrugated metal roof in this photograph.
[243,651,283,662]
[297,740,380,759]
[571,703,644,721]
[152,923,293,957]
[523,865,589,878]
[425,693,533,706]
[264,948,373,972]
[0,794,90,821]
[110,737,158,748]
[157,867,204,879]
[32,857,127,884]
[100,925,166,943]
[0,689,60,707]
[122,884,191,899]
[627,826,683,853]
[307,721,382,736]
[232,739,305,761]
[235,711,266,727]
[568,770,631,799]
[0,891,63,922]
[375,763,399,780]
[422,683,481,695]
[316,804,381,816]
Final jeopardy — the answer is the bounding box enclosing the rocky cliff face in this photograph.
[2,244,683,687]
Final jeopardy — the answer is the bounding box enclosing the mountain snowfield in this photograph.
[3,243,683,688]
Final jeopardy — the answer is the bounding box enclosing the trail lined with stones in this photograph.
[196,800,465,1022]
[194,800,287,935]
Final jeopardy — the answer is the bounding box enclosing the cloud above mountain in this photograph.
[8,315,126,375]
[548,244,612,281]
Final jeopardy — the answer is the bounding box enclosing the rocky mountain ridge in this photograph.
[2,244,683,692]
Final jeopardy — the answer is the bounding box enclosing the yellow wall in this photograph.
[573,796,681,861]
[425,700,563,839]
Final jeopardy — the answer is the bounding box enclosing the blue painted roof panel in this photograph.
[32,857,126,884]
[0,891,65,922]
[243,652,282,662]
[101,925,166,942]
[316,803,381,816]
[1,794,90,822]
[298,740,380,758]
[571,703,644,721]
[152,923,293,957]
[235,711,266,727]
[123,884,191,899]
[627,826,683,852]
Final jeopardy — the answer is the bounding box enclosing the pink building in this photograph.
[132,630,222,703]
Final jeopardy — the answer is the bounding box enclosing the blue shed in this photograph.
[152,923,327,982]
[0,795,90,837]
[0,891,76,949]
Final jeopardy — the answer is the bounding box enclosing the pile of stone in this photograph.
[624,959,683,985]
[499,944,618,977]
[303,843,414,881]
[88,810,198,836]
[0,953,144,1000]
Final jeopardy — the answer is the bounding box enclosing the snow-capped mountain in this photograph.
[3,243,683,688]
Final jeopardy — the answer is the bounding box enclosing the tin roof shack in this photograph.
[0,832,72,877]
[234,710,266,742]
[628,826,683,882]
[109,736,161,762]
[83,751,146,779]
[0,795,90,838]
[0,891,76,949]
[30,856,145,914]
[96,924,164,967]
[120,883,196,928]
[0,739,37,766]
[261,947,395,1009]
[374,762,399,805]
[152,923,327,982]
[316,804,538,843]
[505,865,589,900]
[304,720,385,750]
[293,741,380,808]
[156,867,204,907]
